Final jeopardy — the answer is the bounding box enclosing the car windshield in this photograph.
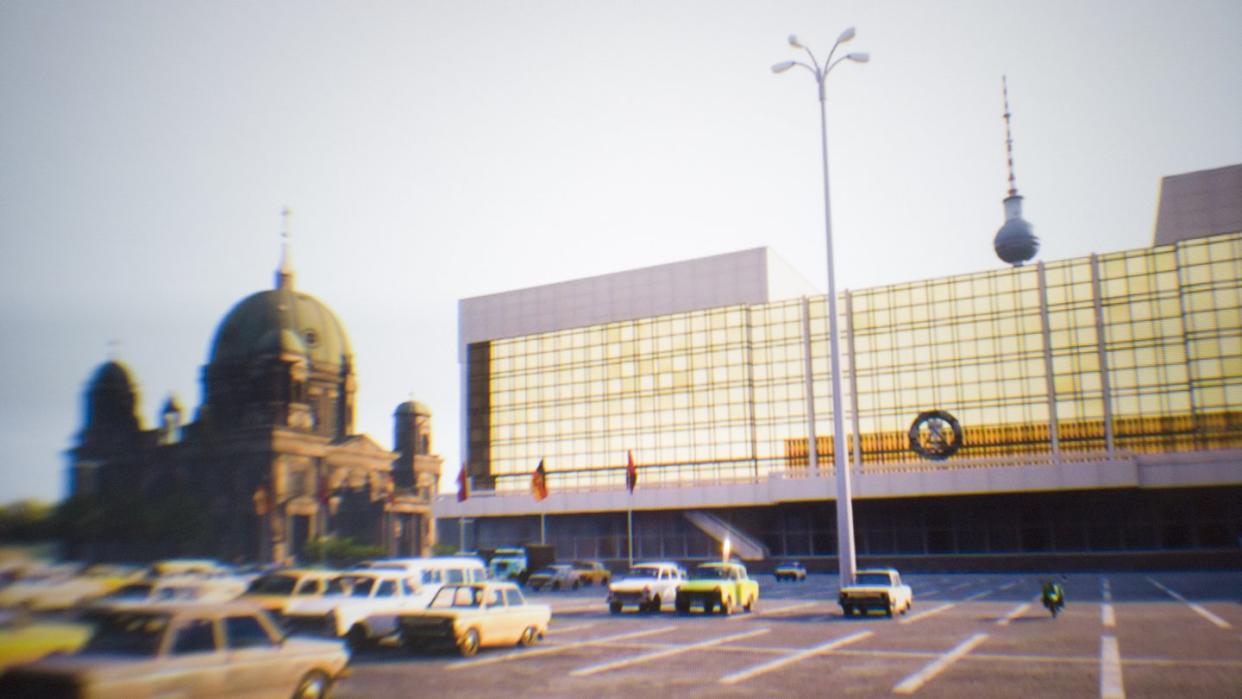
[246,574,298,596]
[693,566,732,580]
[429,586,482,609]
[625,567,659,579]
[855,573,892,586]
[781,562,802,569]
[80,612,170,657]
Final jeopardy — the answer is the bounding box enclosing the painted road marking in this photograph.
[569,627,769,676]
[727,600,819,621]
[1100,635,1124,699]
[947,582,973,592]
[719,629,873,685]
[998,581,1018,592]
[1101,577,1115,628]
[546,622,596,634]
[892,632,988,694]
[900,590,990,625]
[447,626,677,670]
[1146,577,1232,629]
[996,599,1035,626]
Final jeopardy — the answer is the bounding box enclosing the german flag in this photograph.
[457,463,470,502]
[531,459,548,501]
[626,450,638,493]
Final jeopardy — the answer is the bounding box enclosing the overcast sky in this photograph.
[2,0,1240,504]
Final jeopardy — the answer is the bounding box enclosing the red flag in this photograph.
[626,450,638,493]
[457,463,470,502]
[531,459,548,501]
[317,473,331,508]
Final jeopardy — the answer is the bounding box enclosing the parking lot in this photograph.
[337,571,1242,698]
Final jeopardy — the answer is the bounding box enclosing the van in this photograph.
[352,556,487,603]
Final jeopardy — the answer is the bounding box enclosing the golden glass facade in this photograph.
[469,233,1242,493]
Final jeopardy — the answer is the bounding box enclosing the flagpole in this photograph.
[627,502,633,567]
[540,512,546,545]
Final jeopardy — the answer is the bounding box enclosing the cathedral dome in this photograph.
[90,360,136,393]
[396,400,432,417]
[209,288,351,368]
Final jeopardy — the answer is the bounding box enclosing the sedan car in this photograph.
[675,561,759,615]
[525,564,579,591]
[773,561,807,582]
[570,560,611,586]
[0,602,349,699]
[397,582,550,657]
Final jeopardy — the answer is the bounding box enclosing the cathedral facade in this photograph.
[69,242,441,563]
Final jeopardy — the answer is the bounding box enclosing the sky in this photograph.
[2,0,1240,504]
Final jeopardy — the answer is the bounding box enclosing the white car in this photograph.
[282,570,428,651]
[838,567,914,617]
[607,562,686,614]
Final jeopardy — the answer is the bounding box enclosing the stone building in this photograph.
[70,236,441,563]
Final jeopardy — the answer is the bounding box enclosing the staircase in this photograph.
[683,511,770,561]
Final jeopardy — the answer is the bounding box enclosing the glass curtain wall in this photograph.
[474,233,1241,493]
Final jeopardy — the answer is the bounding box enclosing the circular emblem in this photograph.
[909,410,963,461]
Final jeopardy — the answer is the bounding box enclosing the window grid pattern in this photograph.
[474,233,1242,492]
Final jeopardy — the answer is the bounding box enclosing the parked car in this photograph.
[282,569,427,651]
[606,562,686,614]
[675,561,759,615]
[1,564,143,612]
[838,567,913,617]
[773,561,807,582]
[570,560,611,586]
[397,582,550,657]
[240,569,340,622]
[0,602,348,699]
[526,564,579,591]
[92,577,246,609]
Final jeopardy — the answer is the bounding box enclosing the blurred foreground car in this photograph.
[0,602,348,699]
[838,567,912,617]
[606,562,685,614]
[675,561,759,615]
[397,582,550,657]
[525,564,578,591]
[0,612,93,671]
[773,561,807,582]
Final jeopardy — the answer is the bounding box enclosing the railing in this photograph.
[454,449,1137,500]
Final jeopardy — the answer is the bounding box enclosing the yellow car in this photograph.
[0,615,93,671]
[675,562,759,615]
[397,582,551,657]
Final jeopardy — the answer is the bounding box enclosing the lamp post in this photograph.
[773,27,869,588]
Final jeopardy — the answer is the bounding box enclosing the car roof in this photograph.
[856,567,900,574]
[632,561,681,568]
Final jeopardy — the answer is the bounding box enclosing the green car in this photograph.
[674,562,759,615]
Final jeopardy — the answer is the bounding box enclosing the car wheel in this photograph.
[458,628,480,657]
[884,598,894,618]
[842,605,854,616]
[519,626,539,647]
[291,670,331,699]
[675,597,690,614]
[346,624,370,654]
[648,594,661,613]
[719,595,733,616]
[743,595,755,613]
[572,579,580,590]
[552,581,561,591]
[610,601,622,615]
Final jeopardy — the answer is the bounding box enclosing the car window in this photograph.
[445,569,465,583]
[483,588,501,607]
[81,612,170,657]
[422,569,440,584]
[294,579,320,596]
[349,577,376,598]
[225,615,276,649]
[246,574,297,596]
[401,578,416,595]
[503,588,525,606]
[375,580,396,597]
[171,618,217,655]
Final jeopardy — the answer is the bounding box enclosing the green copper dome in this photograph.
[209,287,351,368]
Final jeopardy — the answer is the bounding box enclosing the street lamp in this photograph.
[773,27,868,588]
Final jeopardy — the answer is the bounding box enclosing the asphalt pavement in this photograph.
[336,571,1242,698]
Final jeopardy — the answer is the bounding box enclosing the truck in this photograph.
[838,567,913,617]
[484,545,555,585]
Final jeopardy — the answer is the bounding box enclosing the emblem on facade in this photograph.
[909,410,963,460]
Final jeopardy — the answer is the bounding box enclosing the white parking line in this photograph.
[726,600,819,621]
[1146,577,1232,629]
[546,622,596,634]
[996,600,1034,626]
[569,627,770,676]
[998,581,1018,592]
[447,626,678,670]
[947,582,973,592]
[892,632,988,694]
[1101,604,1115,628]
[900,590,990,625]
[1100,635,1125,699]
[719,629,874,685]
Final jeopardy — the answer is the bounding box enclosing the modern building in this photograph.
[69,231,443,563]
[439,164,1242,567]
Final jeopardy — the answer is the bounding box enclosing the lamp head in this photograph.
[771,60,796,74]
[836,26,856,44]
[788,34,802,48]
[846,52,870,63]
